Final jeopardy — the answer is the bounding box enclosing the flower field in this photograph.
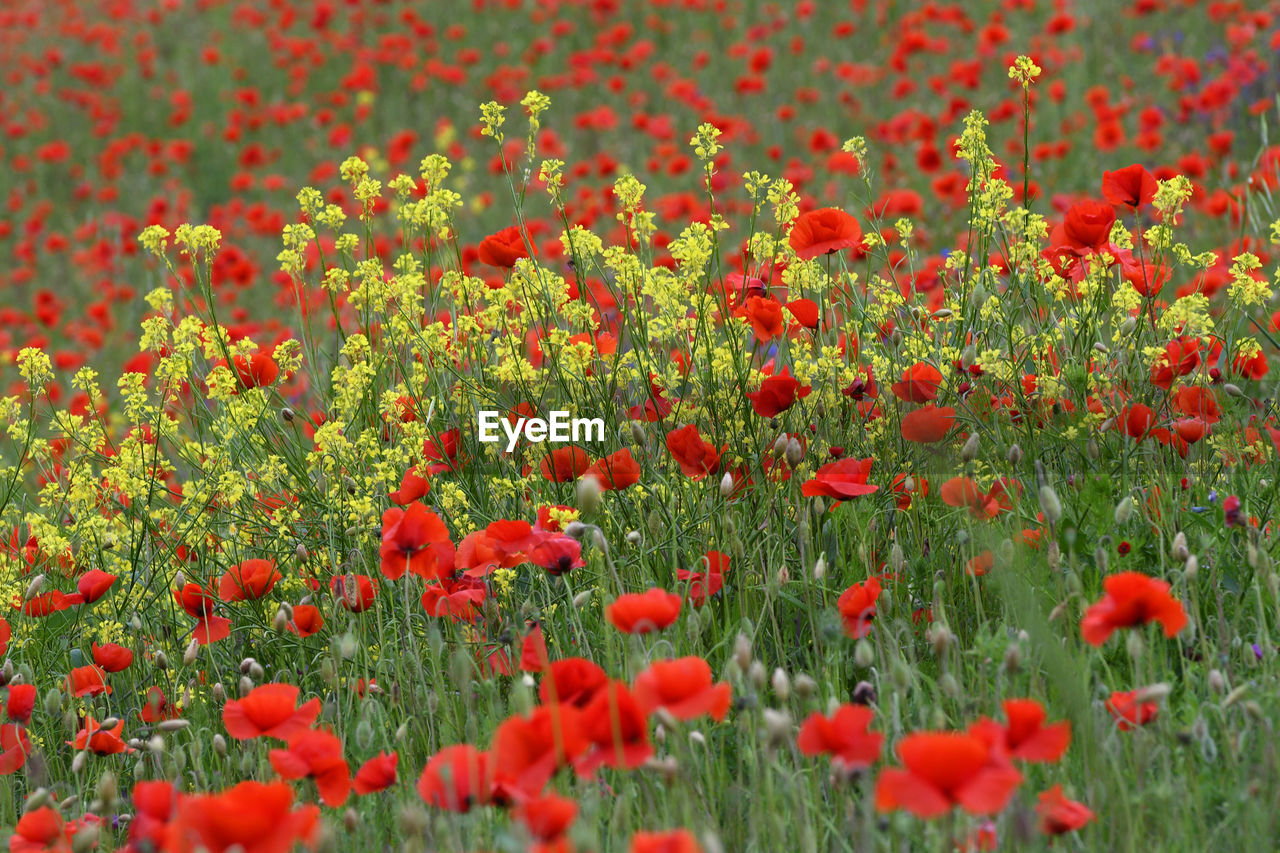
[3,0,1280,850]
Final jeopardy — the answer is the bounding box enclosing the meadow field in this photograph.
[1,0,1280,850]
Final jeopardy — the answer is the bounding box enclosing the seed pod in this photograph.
[852,680,877,705]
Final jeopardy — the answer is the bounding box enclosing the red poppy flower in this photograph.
[92,642,133,673]
[125,780,177,851]
[1105,689,1159,730]
[490,704,587,799]
[269,728,351,807]
[539,658,608,708]
[575,681,654,778]
[75,569,116,603]
[665,425,722,480]
[789,207,863,260]
[515,792,579,843]
[583,448,642,490]
[736,295,786,342]
[836,577,882,639]
[676,550,729,607]
[5,684,36,724]
[418,744,490,812]
[66,664,111,697]
[232,352,280,389]
[389,466,430,505]
[478,226,531,268]
[521,623,551,673]
[632,657,732,722]
[1036,784,1095,835]
[288,604,324,637]
[980,699,1071,763]
[786,297,820,330]
[745,368,811,417]
[0,722,31,774]
[174,583,231,644]
[891,363,944,403]
[379,501,452,581]
[222,683,321,740]
[540,446,591,483]
[9,807,68,853]
[22,590,83,616]
[420,577,486,621]
[1053,200,1116,252]
[901,405,955,443]
[168,780,319,853]
[798,704,884,771]
[606,588,682,634]
[218,558,282,602]
[940,477,1019,519]
[1102,164,1158,210]
[69,715,133,755]
[874,730,1023,818]
[801,457,879,499]
[0,617,8,658]
[139,686,181,723]
[353,751,398,795]
[331,574,377,611]
[1080,572,1187,646]
[629,829,703,853]
[528,534,585,577]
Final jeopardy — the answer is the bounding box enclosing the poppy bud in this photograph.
[762,708,792,746]
[961,433,980,462]
[1003,643,1022,674]
[183,640,200,667]
[572,590,592,608]
[719,471,734,497]
[1120,316,1137,335]
[852,680,877,705]
[344,809,360,833]
[1126,632,1144,661]
[630,420,647,446]
[72,751,88,776]
[734,632,753,671]
[356,719,374,751]
[22,574,44,603]
[396,722,410,741]
[889,543,904,575]
[295,543,309,562]
[1038,485,1062,524]
[213,734,227,758]
[1047,540,1061,571]
[1094,546,1109,575]
[42,688,62,717]
[1171,532,1189,563]
[785,437,804,469]
[238,676,253,697]
[794,673,817,698]
[272,606,290,632]
[158,719,189,733]
[130,614,142,631]
[772,432,789,457]
[1092,341,1110,354]
[1222,683,1249,708]
[174,571,186,590]
[564,521,586,540]
[626,530,641,546]
[280,407,295,423]
[771,668,791,702]
[940,673,960,698]
[813,554,826,580]
[689,730,706,748]
[1184,554,1198,580]
[211,682,225,703]
[590,528,609,554]
[647,510,664,537]
[1114,496,1134,525]
[1007,444,1023,465]
[854,639,874,668]
[1208,669,1226,694]
[1223,383,1243,398]
[26,789,52,811]
[928,624,955,656]
[749,660,767,691]
[576,474,602,515]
